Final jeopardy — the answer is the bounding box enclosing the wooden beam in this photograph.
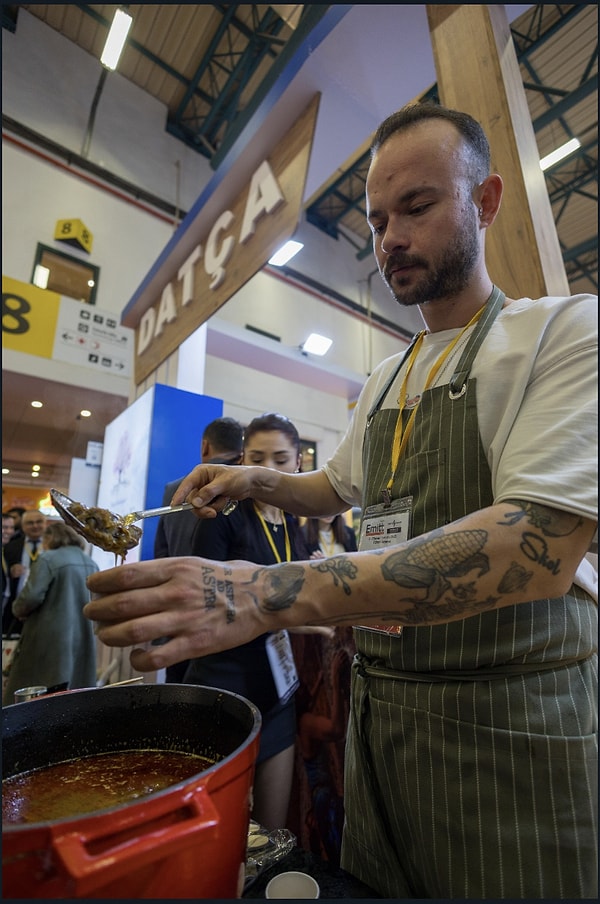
[426,4,569,297]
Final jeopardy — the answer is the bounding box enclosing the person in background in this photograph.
[288,512,357,862]
[4,507,25,541]
[2,513,16,626]
[184,412,308,830]
[293,644,352,866]
[3,509,46,636]
[302,514,357,559]
[3,521,98,704]
[86,103,597,898]
[154,416,243,682]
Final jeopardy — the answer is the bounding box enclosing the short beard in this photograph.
[383,210,480,308]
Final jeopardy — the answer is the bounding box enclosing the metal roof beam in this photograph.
[532,74,598,131]
[511,4,584,59]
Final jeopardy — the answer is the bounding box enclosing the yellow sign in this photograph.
[2,276,61,358]
[2,276,133,376]
[54,218,93,253]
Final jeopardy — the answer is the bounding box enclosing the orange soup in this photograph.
[3,749,215,824]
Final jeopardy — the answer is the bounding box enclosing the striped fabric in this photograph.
[340,314,598,898]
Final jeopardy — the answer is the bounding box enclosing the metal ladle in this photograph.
[50,489,237,554]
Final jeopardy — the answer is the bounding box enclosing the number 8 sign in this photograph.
[2,276,61,359]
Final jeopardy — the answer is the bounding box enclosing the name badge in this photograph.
[265,630,299,703]
[359,496,412,551]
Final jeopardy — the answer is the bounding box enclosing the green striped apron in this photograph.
[341,290,598,898]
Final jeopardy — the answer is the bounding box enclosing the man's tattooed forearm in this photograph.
[500,499,583,537]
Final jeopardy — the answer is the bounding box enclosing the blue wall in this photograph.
[141,384,222,559]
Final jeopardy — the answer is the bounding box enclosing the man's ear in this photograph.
[476,173,503,227]
[200,438,210,460]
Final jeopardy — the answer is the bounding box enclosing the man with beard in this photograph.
[86,104,597,899]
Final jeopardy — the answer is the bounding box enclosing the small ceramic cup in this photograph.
[265,871,320,899]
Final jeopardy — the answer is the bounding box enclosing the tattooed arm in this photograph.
[85,499,596,672]
[170,462,349,519]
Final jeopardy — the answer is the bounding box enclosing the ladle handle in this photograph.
[131,502,194,521]
[131,499,237,522]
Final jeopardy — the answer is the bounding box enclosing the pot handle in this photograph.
[51,782,220,896]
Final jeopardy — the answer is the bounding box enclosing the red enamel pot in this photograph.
[2,683,261,898]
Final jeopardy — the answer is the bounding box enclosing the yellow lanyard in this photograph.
[318,528,336,556]
[28,541,40,562]
[253,504,291,563]
[386,304,486,494]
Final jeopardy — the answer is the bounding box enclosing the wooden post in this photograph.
[426,4,569,298]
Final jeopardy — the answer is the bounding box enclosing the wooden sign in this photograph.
[133,94,320,385]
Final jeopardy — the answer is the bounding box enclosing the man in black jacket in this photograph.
[3,509,46,635]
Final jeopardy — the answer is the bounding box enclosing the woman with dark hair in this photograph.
[186,412,309,829]
[3,521,98,704]
[302,514,357,558]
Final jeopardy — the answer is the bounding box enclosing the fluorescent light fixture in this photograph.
[302,333,333,356]
[33,265,50,289]
[101,8,132,71]
[539,137,581,171]
[268,240,304,267]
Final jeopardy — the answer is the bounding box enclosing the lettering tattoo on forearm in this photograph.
[201,563,236,622]
[499,499,578,577]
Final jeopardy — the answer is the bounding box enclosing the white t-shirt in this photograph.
[323,294,598,598]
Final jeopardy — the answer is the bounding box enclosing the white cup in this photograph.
[265,871,320,899]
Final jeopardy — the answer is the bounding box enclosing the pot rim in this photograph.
[3,683,262,832]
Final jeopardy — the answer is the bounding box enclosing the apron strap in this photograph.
[366,332,423,425]
[448,286,505,397]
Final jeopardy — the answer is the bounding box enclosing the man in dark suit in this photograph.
[2,512,16,613]
[3,509,46,636]
[154,417,243,681]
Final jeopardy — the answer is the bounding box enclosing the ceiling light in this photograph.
[31,472,40,479]
[80,410,92,418]
[268,240,304,267]
[31,401,43,409]
[100,8,133,71]
[2,468,9,475]
[302,333,333,356]
[539,137,581,171]
[32,465,40,472]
